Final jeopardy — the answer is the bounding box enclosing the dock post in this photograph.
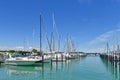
[42,54,44,64]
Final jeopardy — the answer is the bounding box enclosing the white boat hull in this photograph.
[5,60,43,66]
[4,54,51,66]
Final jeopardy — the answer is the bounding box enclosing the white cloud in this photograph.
[0,46,38,51]
[85,47,105,53]
[0,46,24,50]
[15,46,24,50]
[89,28,120,45]
[90,30,115,45]
[84,43,119,53]
[116,29,120,32]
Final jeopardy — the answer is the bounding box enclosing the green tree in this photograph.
[9,50,15,53]
[32,49,38,53]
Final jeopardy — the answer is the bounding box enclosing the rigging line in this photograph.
[52,13,59,39]
[41,16,53,52]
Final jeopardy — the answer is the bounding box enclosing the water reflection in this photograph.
[6,66,42,75]
[101,58,120,80]
[0,57,86,80]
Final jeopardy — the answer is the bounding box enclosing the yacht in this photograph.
[4,53,51,66]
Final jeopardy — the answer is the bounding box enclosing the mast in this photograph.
[66,34,70,53]
[40,15,42,52]
[52,13,55,52]
[58,35,60,52]
[40,15,44,63]
[117,45,120,53]
[32,28,34,52]
[106,42,109,55]
[106,42,110,61]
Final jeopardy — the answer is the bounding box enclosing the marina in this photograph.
[0,0,120,80]
[0,11,119,80]
[0,51,87,65]
[0,56,120,80]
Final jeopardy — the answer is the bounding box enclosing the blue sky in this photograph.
[0,0,120,52]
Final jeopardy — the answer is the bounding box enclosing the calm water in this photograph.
[0,56,120,80]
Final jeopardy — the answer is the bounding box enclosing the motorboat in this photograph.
[4,53,51,66]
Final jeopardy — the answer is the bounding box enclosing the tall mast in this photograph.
[52,13,55,52]
[107,42,109,54]
[32,28,34,51]
[117,44,120,53]
[40,15,42,52]
[40,15,44,63]
[67,34,69,53]
[58,35,60,52]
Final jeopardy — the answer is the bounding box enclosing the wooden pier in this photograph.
[100,53,120,63]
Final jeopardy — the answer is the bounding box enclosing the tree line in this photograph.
[0,49,38,53]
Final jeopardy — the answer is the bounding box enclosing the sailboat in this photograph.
[63,35,77,60]
[4,15,51,66]
[50,14,66,62]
